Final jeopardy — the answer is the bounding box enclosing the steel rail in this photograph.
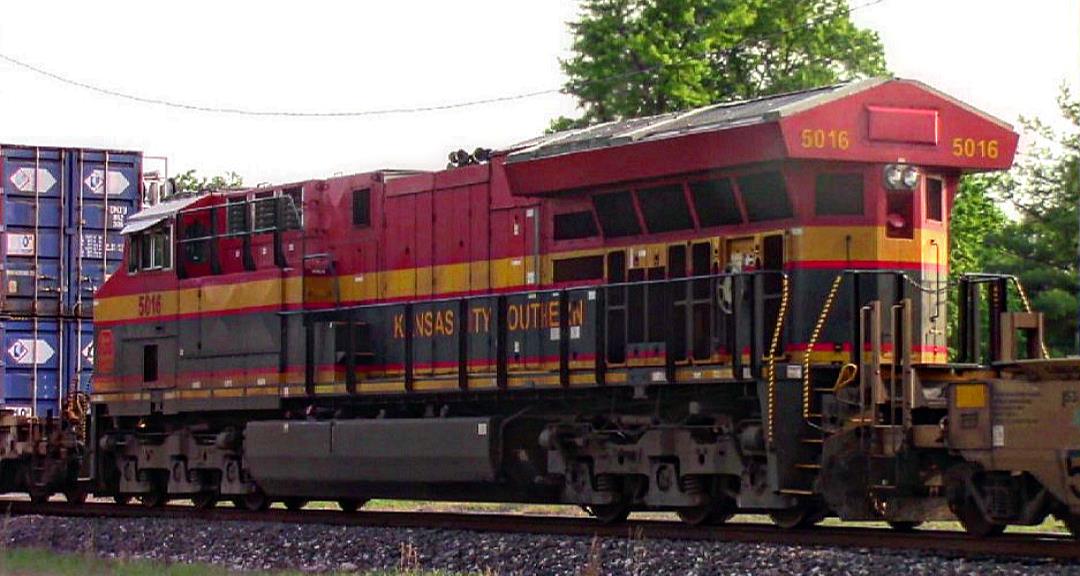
[0,501,1076,561]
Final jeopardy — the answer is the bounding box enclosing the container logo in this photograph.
[9,167,56,194]
[6,338,55,365]
[5,233,35,257]
[84,169,130,196]
[81,341,94,365]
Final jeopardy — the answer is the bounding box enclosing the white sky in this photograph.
[0,1,1075,184]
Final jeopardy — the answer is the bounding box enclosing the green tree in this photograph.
[975,87,1080,356]
[172,169,244,194]
[950,174,1009,278]
[555,0,888,128]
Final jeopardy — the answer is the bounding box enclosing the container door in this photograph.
[0,318,61,418]
[69,150,141,317]
[1,147,65,316]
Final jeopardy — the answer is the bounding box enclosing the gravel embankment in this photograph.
[1,515,1075,575]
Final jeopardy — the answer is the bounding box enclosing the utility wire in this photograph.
[0,0,886,118]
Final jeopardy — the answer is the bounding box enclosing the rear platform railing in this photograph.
[956,273,1048,364]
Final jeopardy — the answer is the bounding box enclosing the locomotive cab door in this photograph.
[760,233,786,359]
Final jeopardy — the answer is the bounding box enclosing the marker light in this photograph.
[902,166,920,188]
[884,164,905,189]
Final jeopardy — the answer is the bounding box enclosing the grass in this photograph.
[0,547,470,575]
[0,548,230,576]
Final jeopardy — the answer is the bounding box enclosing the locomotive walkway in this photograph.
[1,500,1076,561]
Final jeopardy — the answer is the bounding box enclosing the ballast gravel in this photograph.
[1,515,1075,575]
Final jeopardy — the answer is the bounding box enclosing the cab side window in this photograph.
[128,227,172,273]
[353,188,371,227]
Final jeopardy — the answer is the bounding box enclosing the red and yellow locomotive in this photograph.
[61,78,1080,534]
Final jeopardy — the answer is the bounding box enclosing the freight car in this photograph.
[11,78,1080,537]
[0,145,140,503]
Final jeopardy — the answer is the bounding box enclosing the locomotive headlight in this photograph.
[902,166,920,188]
[884,164,905,189]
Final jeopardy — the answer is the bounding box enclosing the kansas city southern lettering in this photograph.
[391,300,586,339]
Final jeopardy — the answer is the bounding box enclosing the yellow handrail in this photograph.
[802,274,846,424]
[765,273,791,446]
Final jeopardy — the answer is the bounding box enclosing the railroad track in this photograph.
[1,501,1076,561]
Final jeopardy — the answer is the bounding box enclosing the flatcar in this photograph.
[7,77,1080,537]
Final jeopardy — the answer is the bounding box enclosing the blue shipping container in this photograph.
[0,144,141,415]
[0,318,61,418]
[0,145,140,317]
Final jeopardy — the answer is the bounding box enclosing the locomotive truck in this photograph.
[4,77,1080,537]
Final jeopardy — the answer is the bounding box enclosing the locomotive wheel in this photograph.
[677,498,736,526]
[236,490,271,512]
[139,487,168,508]
[769,504,824,530]
[27,486,52,505]
[953,498,1004,537]
[946,466,1004,537]
[282,497,308,511]
[586,503,632,524]
[192,492,218,510]
[63,486,88,505]
[113,494,133,505]
[337,499,367,513]
[24,466,51,504]
[886,521,922,532]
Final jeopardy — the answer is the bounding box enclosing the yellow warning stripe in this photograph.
[96,225,946,325]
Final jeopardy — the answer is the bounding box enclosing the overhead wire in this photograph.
[0,0,887,118]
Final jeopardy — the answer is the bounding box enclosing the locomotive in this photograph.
[6,77,1080,537]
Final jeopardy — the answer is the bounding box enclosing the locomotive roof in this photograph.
[504,77,1011,164]
[120,193,205,234]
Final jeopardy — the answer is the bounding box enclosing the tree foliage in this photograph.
[950,174,1009,278]
[172,170,244,194]
[555,0,888,129]
[957,87,1080,355]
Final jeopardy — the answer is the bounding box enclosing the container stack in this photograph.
[0,145,140,418]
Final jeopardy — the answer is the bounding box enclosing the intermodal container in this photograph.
[0,144,141,415]
[1,318,61,417]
